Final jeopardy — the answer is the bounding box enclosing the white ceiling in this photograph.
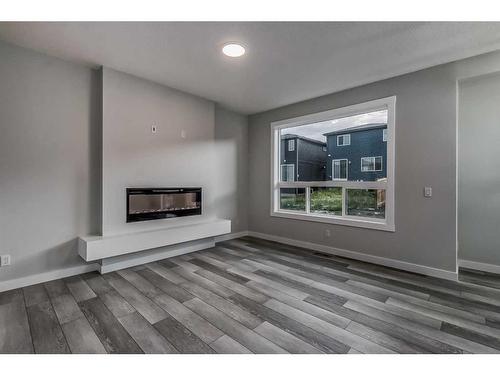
[1,22,500,114]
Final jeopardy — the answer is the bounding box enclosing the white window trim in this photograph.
[383,128,388,142]
[361,156,383,172]
[337,134,351,146]
[332,159,348,180]
[270,96,395,232]
[288,139,295,151]
[280,164,295,182]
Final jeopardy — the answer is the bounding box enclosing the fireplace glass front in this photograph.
[127,188,201,222]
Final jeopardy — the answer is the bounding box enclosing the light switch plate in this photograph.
[424,187,432,198]
[1,255,11,266]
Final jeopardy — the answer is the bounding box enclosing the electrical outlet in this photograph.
[424,186,432,198]
[1,255,11,266]
[151,124,157,133]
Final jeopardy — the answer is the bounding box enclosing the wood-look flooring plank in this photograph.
[154,315,215,353]
[195,268,269,304]
[179,281,263,329]
[257,252,431,300]
[103,272,167,324]
[386,297,499,337]
[0,296,33,353]
[209,334,252,354]
[345,321,425,354]
[137,268,194,303]
[117,269,164,299]
[0,288,24,305]
[78,297,142,354]
[246,280,351,329]
[65,276,97,302]
[44,279,71,299]
[146,262,188,284]
[169,259,200,272]
[254,321,323,354]
[171,266,235,298]
[83,274,114,295]
[157,259,179,269]
[441,322,500,351]
[189,258,250,284]
[23,284,49,307]
[429,294,500,321]
[118,312,178,353]
[228,293,350,353]
[184,297,288,353]
[50,293,85,324]
[217,245,256,258]
[263,299,394,353]
[204,252,260,272]
[99,290,136,318]
[360,285,485,324]
[193,253,233,270]
[344,300,497,353]
[227,267,309,300]
[153,293,223,343]
[27,301,70,353]
[61,317,107,354]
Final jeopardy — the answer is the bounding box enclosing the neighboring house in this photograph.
[280,134,327,181]
[324,123,387,182]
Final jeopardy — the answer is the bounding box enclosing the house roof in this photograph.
[281,133,326,146]
[323,122,387,136]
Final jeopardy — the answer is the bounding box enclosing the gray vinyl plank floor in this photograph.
[1,236,500,353]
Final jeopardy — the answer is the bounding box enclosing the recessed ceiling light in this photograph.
[222,43,246,57]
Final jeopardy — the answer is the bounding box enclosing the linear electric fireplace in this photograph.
[126,187,202,222]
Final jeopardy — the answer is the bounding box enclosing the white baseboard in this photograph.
[458,259,500,275]
[247,231,458,281]
[215,230,249,242]
[0,263,99,293]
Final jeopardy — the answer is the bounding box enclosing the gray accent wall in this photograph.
[101,67,217,236]
[0,42,248,286]
[458,73,500,267]
[0,40,99,283]
[214,105,249,233]
[248,51,500,273]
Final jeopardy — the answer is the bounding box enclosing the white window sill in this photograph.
[271,210,395,232]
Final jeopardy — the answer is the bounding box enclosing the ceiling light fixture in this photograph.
[222,43,246,57]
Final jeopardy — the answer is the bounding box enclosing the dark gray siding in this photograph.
[280,137,327,181]
[326,127,387,181]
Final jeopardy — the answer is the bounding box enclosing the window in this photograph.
[361,156,383,172]
[332,159,348,180]
[271,96,395,231]
[280,164,295,182]
[337,134,351,146]
[288,139,295,151]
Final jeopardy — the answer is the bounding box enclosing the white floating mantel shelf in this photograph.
[78,219,231,262]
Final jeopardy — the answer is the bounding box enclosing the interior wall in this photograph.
[458,72,500,268]
[0,42,248,288]
[248,50,500,274]
[101,67,219,236]
[214,105,249,233]
[0,40,99,283]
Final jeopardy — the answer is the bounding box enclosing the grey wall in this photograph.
[0,43,248,286]
[458,73,500,267]
[102,67,218,236]
[248,51,500,273]
[214,106,249,233]
[0,40,99,282]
